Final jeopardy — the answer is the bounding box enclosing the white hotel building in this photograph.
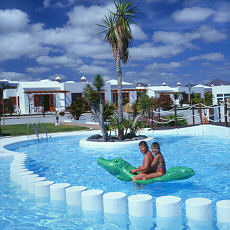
[2,76,230,115]
[2,76,143,115]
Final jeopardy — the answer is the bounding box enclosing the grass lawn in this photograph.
[0,123,89,136]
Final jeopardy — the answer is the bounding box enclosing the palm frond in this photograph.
[97,0,138,64]
[93,74,104,92]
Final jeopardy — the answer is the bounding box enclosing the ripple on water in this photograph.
[2,134,230,229]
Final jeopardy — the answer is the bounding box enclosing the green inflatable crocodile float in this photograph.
[97,157,195,185]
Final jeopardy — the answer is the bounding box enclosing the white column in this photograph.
[21,174,39,190]
[15,171,34,185]
[14,153,28,160]
[103,192,127,214]
[35,181,54,198]
[216,200,230,223]
[66,186,87,206]
[128,194,153,217]
[186,198,212,221]
[10,160,26,168]
[27,177,46,193]
[50,183,70,201]
[81,189,104,212]
[10,168,28,182]
[156,196,182,218]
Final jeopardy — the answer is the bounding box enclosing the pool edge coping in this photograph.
[1,124,229,158]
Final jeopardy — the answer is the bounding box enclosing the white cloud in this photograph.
[124,71,137,77]
[42,0,77,8]
[188,53,224,61]
[36,55,83,67]
[130,43,184,60]
[55,0,77,8]
[159,72,175,76]
[0,9,29,32]
[144,0,179,3]
[26,66,51,74]
[214,11,230,23]
[153,31,195,48]
[195,26,227,42]
[0,32,50,61]
[214,5,230,22]
[67,5,111,27]
[173,7,214,22]
[146,62,181,70]
[43,0,51,8]
[152,26,226,50]
[76,64,111,76]
[0,72,38,81]
[130,24,148,40]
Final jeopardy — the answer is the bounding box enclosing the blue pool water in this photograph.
[1,133,230,229]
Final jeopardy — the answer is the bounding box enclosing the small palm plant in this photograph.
[84,75,108,141]
[173,92,179,106]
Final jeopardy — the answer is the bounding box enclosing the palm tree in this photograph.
[131,92,152,134]
[98,0,138,139]
[173,92,179,106]
[93,74,107,141]
[84,75,108,141]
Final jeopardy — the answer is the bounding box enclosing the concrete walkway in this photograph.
[1,114,70,125]
[62,122,100,130]
[0,113,100,130]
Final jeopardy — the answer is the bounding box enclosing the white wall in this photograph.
[17,84,26,114]
[104,82,112,102]
[7,79,140,114]
[64,81,88,107]
[3,89,17,99]
[129,91,137,103]
[212,85,230,104]
[17,81,62,114]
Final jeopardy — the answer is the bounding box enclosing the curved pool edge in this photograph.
[1,125,230,158]
[2,125,230,228]
[0,130,100,158]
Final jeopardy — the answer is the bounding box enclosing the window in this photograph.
[224,94,230,98]
[112,92,129,105]
[71,93,82,103]
[100,92,105,104]
[50,94,56,108]
[9,97,16,106]
[113,92,118,105]
[217,98,223,103]
[183,94,189,103]
[122,92,129,103]
[34,95,43,107]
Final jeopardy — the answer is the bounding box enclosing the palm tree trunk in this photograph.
[116,55,124,140]
[100,93,108,141]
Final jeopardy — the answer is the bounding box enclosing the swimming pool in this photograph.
[1,129,230,229]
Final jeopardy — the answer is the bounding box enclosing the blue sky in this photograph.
[0,0,229,86]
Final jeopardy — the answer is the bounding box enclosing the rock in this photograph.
[87,134,102,140]
[87,135,147,142]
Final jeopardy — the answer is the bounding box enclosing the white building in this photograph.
[212,85,230,104]
[146,82,206,105]
[2,76,144,115]
[3,76,230,115]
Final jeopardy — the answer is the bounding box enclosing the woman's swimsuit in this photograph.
[156,154,166,175]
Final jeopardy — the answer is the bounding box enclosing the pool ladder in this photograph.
[27,122,48,140]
